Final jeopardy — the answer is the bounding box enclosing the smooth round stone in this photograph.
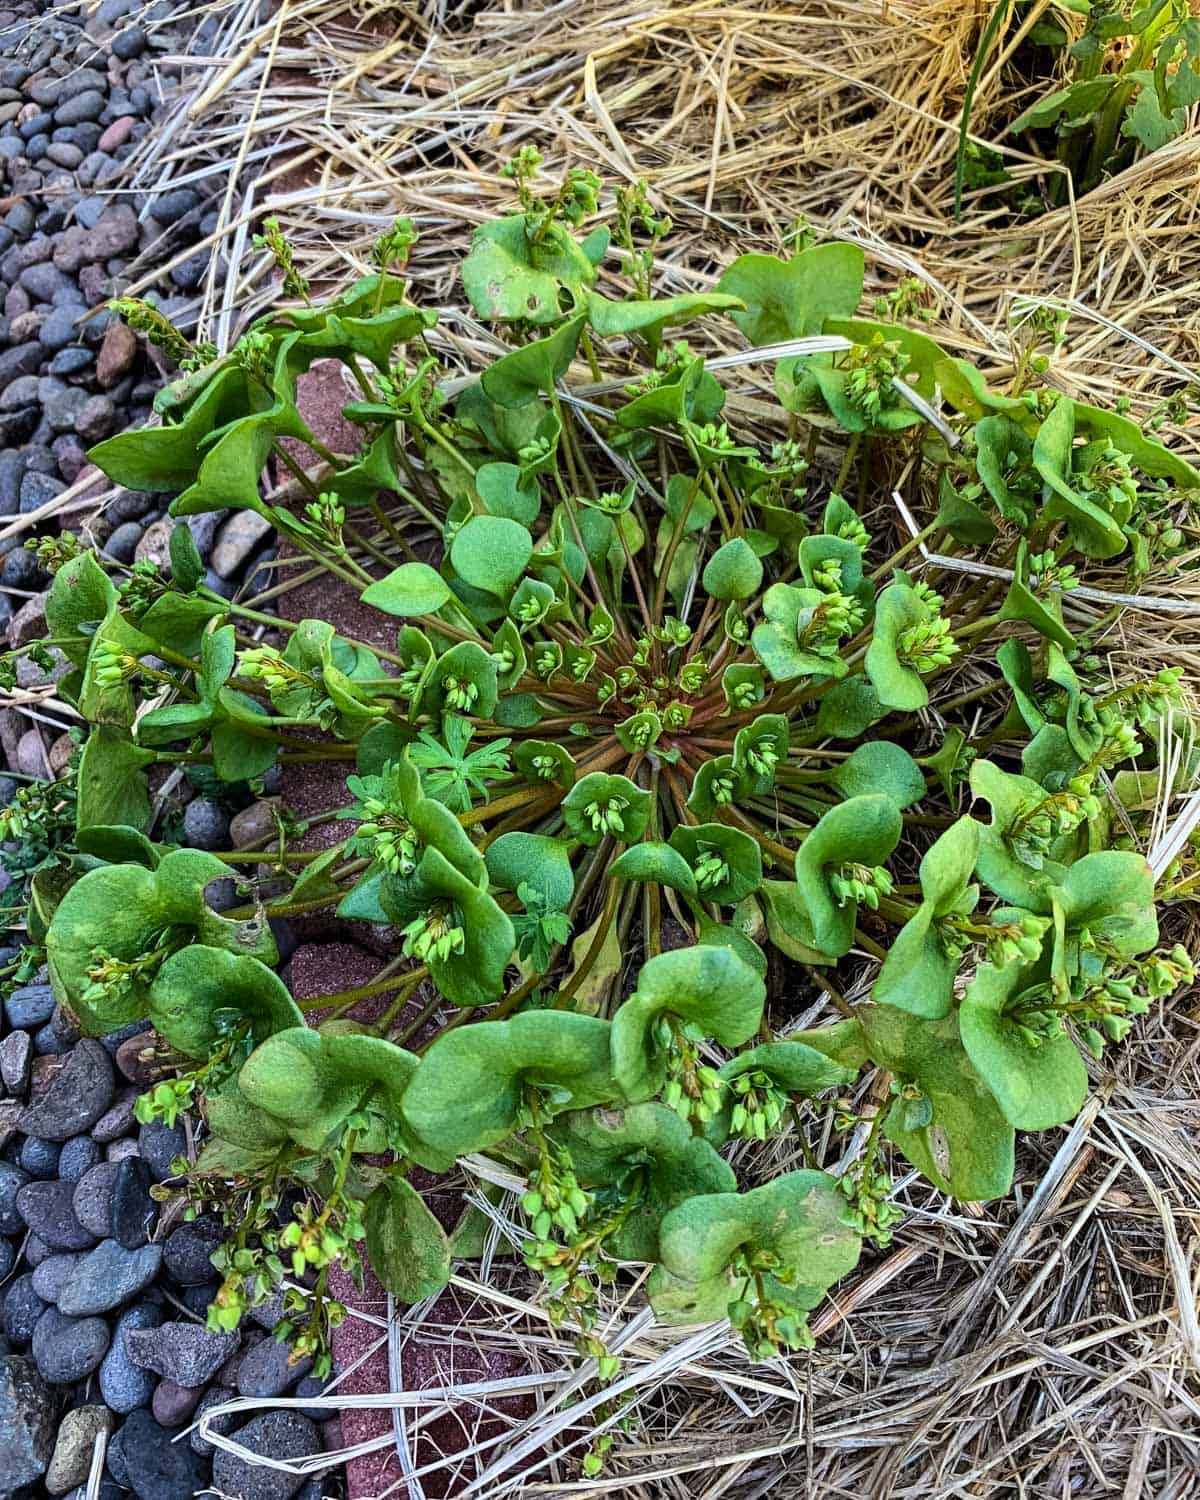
[57,1239,162,1317]
[2,1275,48,1345]
[18,1136,59,1179]
[70,1161,118,1239]
[112,27,147,60]
[103,519,142,563]
[189,1382,237,1456]
[30,1252,83,1305]
[99,1303,161,1416]
[181,796,230,851]
[0,1355,58,1494]
[90,1089,138,1144]
[56,1136,101,1184]
[32,1306,110,1384]
[47,345,92,376]
[16,1179,97,1251]
[54,90,105,127]
[4,983,54,1029]
[0,1160,30,1234]
[151,1376,202,1427]
[120,1409,209,1500]
[136,1119,186,1181]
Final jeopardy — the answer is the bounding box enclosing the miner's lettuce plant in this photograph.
[12,158,1197,1404]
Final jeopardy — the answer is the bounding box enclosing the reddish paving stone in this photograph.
[274,359,536,1496]
[330,1264,535,1499]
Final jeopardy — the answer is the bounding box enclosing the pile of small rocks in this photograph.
[0,4,344,1498]
[0,962,338,1499]
[0,0,279,671]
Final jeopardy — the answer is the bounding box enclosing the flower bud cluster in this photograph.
[830,861,894,910]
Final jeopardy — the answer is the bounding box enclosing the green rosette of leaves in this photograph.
[33,169,1195,1382]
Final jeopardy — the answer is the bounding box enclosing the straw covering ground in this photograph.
[15,2,1200,1497]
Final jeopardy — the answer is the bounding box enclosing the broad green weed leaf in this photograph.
[362,563,452,618]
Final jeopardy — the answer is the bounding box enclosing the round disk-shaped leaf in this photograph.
[656,1170,861,1332]
[668,823,762,905]
[705,1040,853,1144]
[551,1102,736,1261]
[237,1027,369,1151]
[864,1006,1015,1201]
[830,741,926,809]
[450,515,534,598]
[561,772,650,848]
[792,794,902,961]
[865,582,930,711]
[46,849,277,1035]
[702,537,763,601]
[364,1175,452,1304]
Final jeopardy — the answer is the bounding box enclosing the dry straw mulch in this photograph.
[82,2,1200,1495]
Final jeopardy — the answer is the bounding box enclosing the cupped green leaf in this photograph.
[716,243,864,345]
[401,1010,618,1157]
[702,537,763,601]
[704,1040,854,1144]
[551,1101,736,1260]
[485,832,574,911]
[364,1176,452,1304]
[863,1006,1015,1201]
[997,543,1075,650]
[1033,398,1126,560]
[482,314,585,408]
[830,741,926,809]
[792,794,902,961]
[46,848,277,1034]
[477,462,541,525]
[816,675,885,739]
[611,945,766,1101]
[959,959,1088,1131]
[752,582,849,683]
[76,727,155,832]
[450,515,534,598]
[561,772,650,847]
[865,581,930,711]
[872,816,981,1019]
[653,1170,862,1334]
[969,758,1065,911]
[462,215,597,324]
[1049,849,1157,988]
[384,845,513,1008]
[609,842,698,897]
[148,946,304,1060]
[45,550,116,668]
[667,823,762,905]
[89,364,250,494]
[236,1026,369,1150]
